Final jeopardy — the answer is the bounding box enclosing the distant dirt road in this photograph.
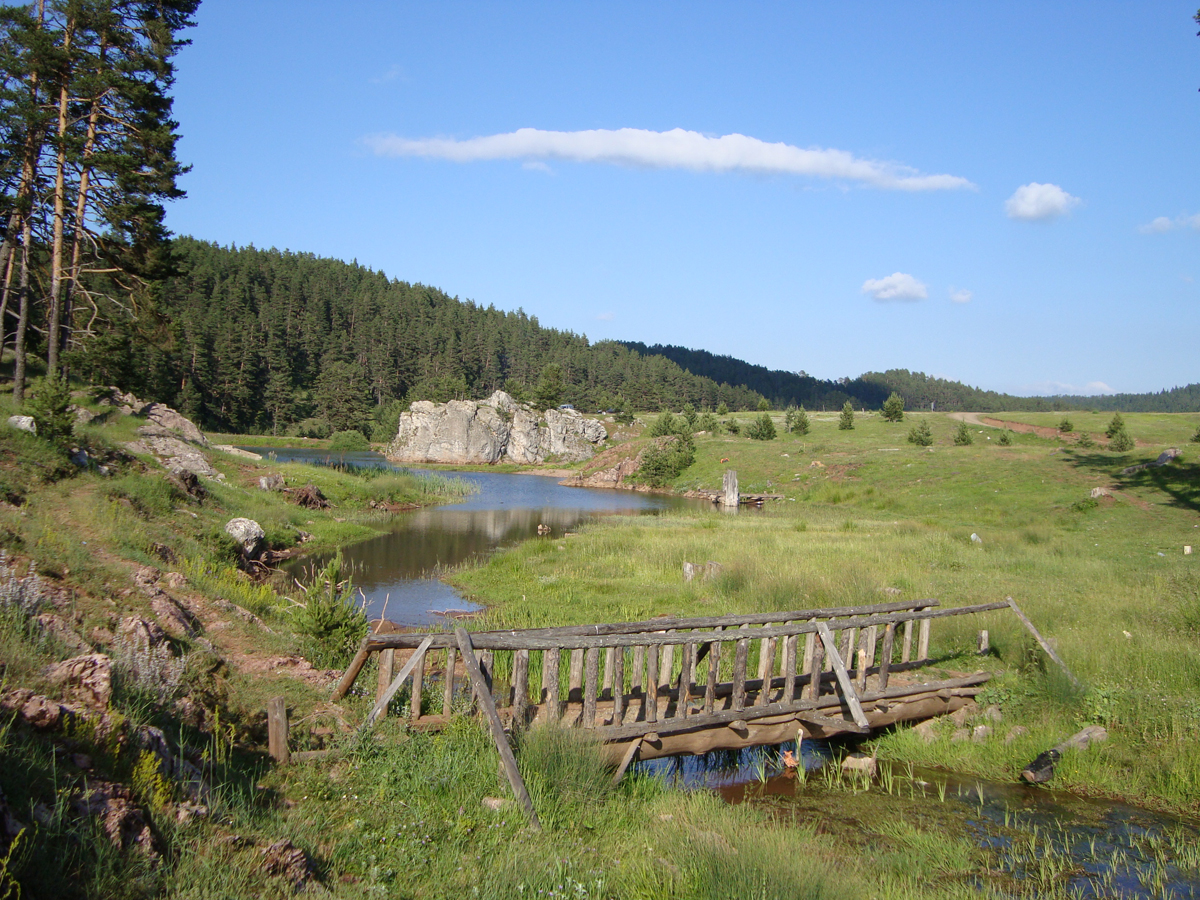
[946,411,1149,447]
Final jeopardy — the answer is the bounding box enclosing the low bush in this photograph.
[745,413,776,441]
[1108,427,1135,452]
[634,433,695,487]
[838,401,855,430]
[907,420,933,446]
[293,552,367,667]
[1059,417,1074,433]
[953,421,973,446]
[327,429,369,451]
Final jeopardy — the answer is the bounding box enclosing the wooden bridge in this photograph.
[332,598,1010,770]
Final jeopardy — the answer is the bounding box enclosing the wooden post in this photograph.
[659,633,675,695]
[645,642,659,724]
[901,619,913,663]
[782,634,797,704]
[802,631,815,679]
[879,623,896,689]
[331,645,371,701]
[1006,598,1082,689]
[602,647,615,700]
[568,649,584,703]
[978,629,990,655]
[855,648,868,693]
[756,637,776,706]
[676,642,694,718]
[917,609,931,662]
[631,645,645,697]
[364,636,434,729]
[512,648,530,728]
[610,737,643,788]
[808,633,824,701]
[722,469,739,508]
[703,637,722,715]
[267,696,289,765]
[543,648,560,721]
[864,625,878,671]
[612,646,626,726]
[376,648,395,706]
[442,646,457,717]
[732,637,749,711]
[583,647,600,727]
[409,645,425,721]
[454,629,541,831]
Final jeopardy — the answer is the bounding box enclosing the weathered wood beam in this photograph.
[363,636,434,729]
[816,622,869,730]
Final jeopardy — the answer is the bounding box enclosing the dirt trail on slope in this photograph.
[947,412,1150,447]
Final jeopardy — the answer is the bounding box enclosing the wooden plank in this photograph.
[864,625,878,670]
[442,647,457,717]
[808,632,825,701]
[267,696,289,765]
[360,600,943,651]
[756,637,776,707]
[543,648,560,721]
[583,647,600,727]
[454,629,541,831]
[331,645,372,700]
[802,632,815,679]
[363,602,1008,653]
[409,644,426,721]
[568,649,584,703]
[602,648,615,700]
[376,648,396,706]
[480,650,494,697]
[901,619,913,664]
[703,637,722,715]
[732,637,749,711]
[841,628,857,670]
[918,613,931,662]
[782,634,797,704]
[512,648,530,728]
[610,737,643,787]
[363,636,434,729]
[612,646,626,726]
[659,632,675,694]
[676,642,694,718]
[1006,597,1082,689]
[855,648,868,693]
[631,645,645,697]
[879,623,896,689]
[645,642,659,724]
[815,623,869,730]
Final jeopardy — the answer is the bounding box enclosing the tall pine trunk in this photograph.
[46,17,76,379]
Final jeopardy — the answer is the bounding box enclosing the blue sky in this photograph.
[166,2,1199,396]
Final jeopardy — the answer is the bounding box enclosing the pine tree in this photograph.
[1105,412,1125,440]
[881,392,905,422]
[1059,417,1073,433]
[745,413,776,441]
[1108,426,1134,452]
[907,419,933,446]
[838,401,855,430]
[953,421,974,446]
[998,430,1012,446]
[792,405,810,435]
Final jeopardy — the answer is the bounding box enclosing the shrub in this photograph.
[724,418,740,435]
[953,421,974,446]
[907,420,933,446]
[789,406,810,435]
[681,403,698,429]
[646,410,677,438]
[290,417,332,439]
[881,392,904,423]
[294,552,368,667]
[697,412,719,433]
[716,401,729,416]
[1105,412,1125,440]
[1077,431,1096,448]
[1108,427,1135,452]
[756,398,770,412]
[23,375,74,449]
[1059,417,1073,433]
[998,430,1013,446]
[1190,424,1200,444]
[838,401,855,430]
[745,413,776,441]
[634,433,695,487]
[328,429,370,451]
[614,398,634,425]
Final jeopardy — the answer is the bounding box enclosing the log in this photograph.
[1021,725,1108,783]
[455,629,541,831]
[267,696,289,765]
[543,648,560,721]
[808,632,824,701]
[612,646,626,726]
[645,642,659,724]
[732,637,749,710]
[756,638,776,707]
[442,647,457,717]
[782,634,797,705]
[722,469,739,508]
[703,637,721,715]
[376,648,396,706]
[512,648,530,728]
[583,647,600,727]
[816,622,869,729]
[610,737,643,787]
[331,644,372,700]
[879,623,896,689]
[409,644,425,721]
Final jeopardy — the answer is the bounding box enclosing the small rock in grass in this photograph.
[481,797,510,812]
[982,705,1002,724]
[1004,726,1029,744]
[911,719,938,744]
[971,725,993,743]
[841,753,877,778]
[951,728,969,743]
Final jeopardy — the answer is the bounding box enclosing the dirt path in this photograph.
[946,411,1151,447]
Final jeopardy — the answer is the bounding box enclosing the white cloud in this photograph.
[949,287,973,304]
[522,160,553,173]
[369,64,405,85]
[364,127,976,191]
[861,272,928,301]
[1139,213,1200,234]
[1016,380,1116,396]
[1004,182,1081,221]
[595,311,614,321]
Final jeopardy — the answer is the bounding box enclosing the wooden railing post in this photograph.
[268,696,289,765]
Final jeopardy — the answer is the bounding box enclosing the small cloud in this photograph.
[363,126,976,191]
[369,64,405,85]
[522,160,552,173]
[862,272,927,302]
[1084,381,1114,394]
[949,287,973,304]
[595,311,614,321]
[1005,182,1081,221]
[1017,380,1116,396]
[1139,213,1200,234]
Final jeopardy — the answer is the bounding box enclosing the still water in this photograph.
[252,447,705,626]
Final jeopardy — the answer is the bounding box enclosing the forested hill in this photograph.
[76,239,764,435]
[621,342,1200,413]
[620,342,1042,412]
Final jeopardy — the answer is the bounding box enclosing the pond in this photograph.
[251,447,707,626]
[639,743,1200,898]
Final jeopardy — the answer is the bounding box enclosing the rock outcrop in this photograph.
[387,391,606,465]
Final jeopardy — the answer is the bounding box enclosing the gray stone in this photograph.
[258,474,285,492]
[1004,726,1029,744]
[225,517,265,559]
[6,415,35,435]
[971,725,993,742]
[44,654,113,710]
[387,390,606,465]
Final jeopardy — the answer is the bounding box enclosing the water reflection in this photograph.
[252,447,705,626]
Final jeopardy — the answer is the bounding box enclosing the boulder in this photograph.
[0,688,77,730]
[387,390,606,465]
[73,780,160,858]
[260,839,317,891]
[258,473,285,492]
[44,653,113,710]
[6,415,35,435]
[224,517,265,560]
[117,616,169,649]
[35,614,90,653]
